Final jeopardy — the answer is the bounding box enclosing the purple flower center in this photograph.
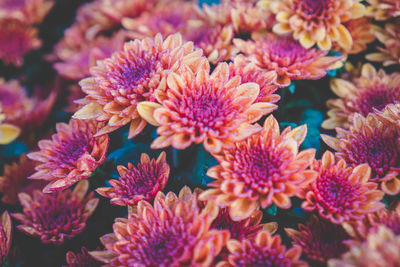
[54,135,91,169]
[353,87,400,116]
[234,243,294,267]
[295,0,331,16]
[211,208,248,239]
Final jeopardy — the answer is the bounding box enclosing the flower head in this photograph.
[366,0,400,20]
[0,211,12,265]
[322,63,400,129]
[73,33,206,139]
[12,180,99,245]
[299,151,385,224]
[28,119,109,193]
[138,62,277,154]
[234,34,341,87]
[200,115,317,221]
[0,105,19,145]
[322,113,400,195]
[90,187,229,266]
[217,230,307,267]
[263,0,366,50]
[96,152,170,206]
[65,247,101,267]
[0,0,54,24]
[286,215,350,263]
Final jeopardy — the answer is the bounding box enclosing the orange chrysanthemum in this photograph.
[285,215,350,263]
[234,34,341,87]
[366,0,400,20]
[0,18,41,66]
[216,230,307,267]
[328,226,400,267]
[90,187,229,266]
[367,21,400,67]
[299,151,384,224]
[322,113,400,195]
[262,0,366,50]
[0,211,12,266]
[28,119,109,193]
[137,62,277,154]
[12,180,98,245]
[73,33,206,139]
[0,154,45,205]
[65,247,101,267]
[322,63,400,129]
[200,115,317,221]
[96,152,170,206]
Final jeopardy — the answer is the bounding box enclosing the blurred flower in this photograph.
[299,151,384,224]
[286,215,350,263]
[234,34,341,87]
[0,154,45,205]
[322,63,400,129]
[0,18,41,66]
[0,211,12,266]
[65,247,101,267]
[328,226,400,267]
[322,113,400,195]
[138,63,277,154]
[0,0,54,24]
[263,0,366,50]
[90,187,229,266]
[367,21,400,67]
[217,230,307,267]
[12,180,98,245]
[96,152,170,206]
[200,115,316,221]
[73,33,206,139]
[28,119,109,193]
[366,0,400,20]
[0,105,19,145]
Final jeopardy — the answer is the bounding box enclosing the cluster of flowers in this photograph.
[0,0,400,266]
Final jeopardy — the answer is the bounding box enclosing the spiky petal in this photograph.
[0,211,12,266]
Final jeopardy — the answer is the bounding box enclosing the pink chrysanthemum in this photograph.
[216,230,307,267]
[0,0,54,24]
[299,151,385,224]
[73,33,206,139]
[65,247,101,267]
[322,113,400,195]
[200,115,317,221]
[286,215,350,263]
[234,34,341,87]
[0,211,12,266]
[12,180,99,245]
[90,187,229,266]
[138,62,277,154]
[322,63,400,129]
[366,0,400,20]
[28,119,109,193]
[96,152,170,206]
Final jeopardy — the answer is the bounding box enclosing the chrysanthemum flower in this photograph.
[322,63,400,129]
[366,21,400,67]
[286,215,350,263]
[199,115,317,221]
[12,180,99,245]
[0,154,45,205]
[138,62,277,154]
[65,247,101,267]
[366,0,400,20]
[322,113,400,195]
[0,0,54,24]
[228,55,279,104]
[96,152,170,206]
[216,230,307,267]
[28,119,109,193]
[0,211,12,266]
[262,0,366,50]
[73,33,206,139]
[0,18,41,66]
[234,34,341,87]
[299,151,384,224]
[90,187,229,266]
[0,105,19,145]
[328,226,400,267]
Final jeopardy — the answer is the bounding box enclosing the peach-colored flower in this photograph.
[322,63,400,129]
[0,211,12,266]
[299,151,384,224]
[28,119,109,193]
[73,33,206,139]
[12,180,98,245]
[263,0,366,50]
[0,18,41,66]
[216,230,308,267]
[199,115,317,221]
[64,247,101,267]
[137,62,277,154]
[234,34,341,87]
[90,187,229,266]
[366,0,400,20]
[0,0,54,24]
[96,152,170,206]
